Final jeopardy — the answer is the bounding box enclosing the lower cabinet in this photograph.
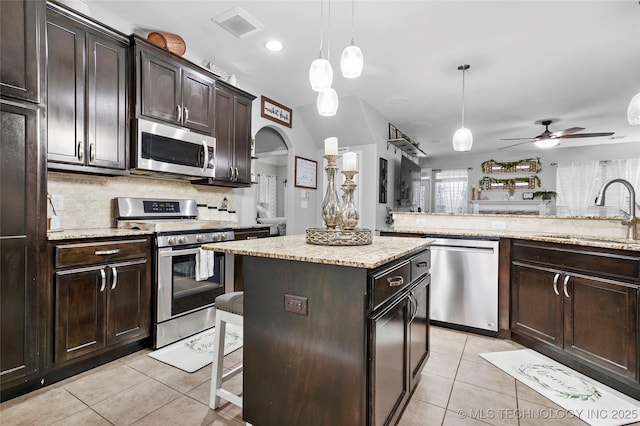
[51,237,151,364]
[511,239,639,398]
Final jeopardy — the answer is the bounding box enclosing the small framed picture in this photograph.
[379,157,388,203]
[261,96,292,128]
[294,156,317,189]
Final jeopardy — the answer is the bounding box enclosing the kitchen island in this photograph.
[204,234,431,426]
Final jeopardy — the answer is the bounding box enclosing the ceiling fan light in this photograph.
[340,42,363,78]
[534,138,560,148]
[317,88,339,116]
[627,92,640,125]
[309,57,333,92]
[452,127,473,151]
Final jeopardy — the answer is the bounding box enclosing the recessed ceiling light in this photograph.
[265,40,283,52]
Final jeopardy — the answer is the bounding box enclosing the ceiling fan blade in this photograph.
[550,127,585,137]
[499,137,537,141]
[498,140,535,150]
[561,132,614,139]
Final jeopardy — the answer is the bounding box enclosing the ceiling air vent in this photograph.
[212,7,263,38]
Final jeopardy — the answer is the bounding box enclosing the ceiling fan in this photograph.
[499,119,614,150]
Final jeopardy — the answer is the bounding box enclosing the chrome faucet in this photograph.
[595,178,637,240]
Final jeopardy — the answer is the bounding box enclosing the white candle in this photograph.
[324,137,338,155]
[343,152,357,171]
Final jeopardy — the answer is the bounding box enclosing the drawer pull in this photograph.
[416,261,428,268]
[387,276,404,287]
[111,266,118,290]
[552,273,560,296]
[95,249,120,256]
[100,269,106,292]
[246,236,258,240]
[563,275,571,298]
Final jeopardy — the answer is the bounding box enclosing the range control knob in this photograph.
[220,233,228,241]
[178,236,188,245]
[214,233,222,242]
[195,234,205,243]
[167,236,177,245]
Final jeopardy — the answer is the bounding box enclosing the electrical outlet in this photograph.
[51,194,64,211]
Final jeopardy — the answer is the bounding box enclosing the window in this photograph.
[433,169,468,214]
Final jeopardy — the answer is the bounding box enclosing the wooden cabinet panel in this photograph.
[46,17,85,165]
[182,70,214,134]
[0,0,43,103]
[213,87,233,181]
[54,267,107,362]
[107,261,150,345]
[140,51,180,123]
[564,274,638,381]
[372,261,410,309]
[232,95,251,183]
[0,101,41,387]
[511,262,564,347]
[55,239,148,268]
[409,276,430,386]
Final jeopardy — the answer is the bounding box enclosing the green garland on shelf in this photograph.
[481,157,541,174]
[479,175,541,188]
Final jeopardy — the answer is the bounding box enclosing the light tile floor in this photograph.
[1,326,638,425]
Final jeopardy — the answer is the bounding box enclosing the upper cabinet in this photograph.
[46,4,128,173]
[1,0,44,103]
[212,82,255,186]
[134,37,215,135]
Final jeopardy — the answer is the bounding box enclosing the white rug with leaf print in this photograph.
[149,324,242,373]
[480,349,640,426]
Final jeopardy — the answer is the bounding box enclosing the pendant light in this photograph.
[309,0,333,92]
[316,0,338,116]
[452,64,473,151]
[340,0,363,78]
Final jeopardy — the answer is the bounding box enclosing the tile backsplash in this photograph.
[48,172,233,229]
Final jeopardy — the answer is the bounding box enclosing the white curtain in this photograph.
[257,174,277,217]
[434,169,468,214]
[608,159,640,215]
[556,161,599,216]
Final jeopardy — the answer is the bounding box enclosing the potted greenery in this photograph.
[533,190,557,200]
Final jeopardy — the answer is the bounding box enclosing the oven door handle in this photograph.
[159,248,203,257]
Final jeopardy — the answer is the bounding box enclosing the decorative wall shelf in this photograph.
[471,200,550,215]
[479,176,541,191]
[481,158,541,174]
[387,123,427,158]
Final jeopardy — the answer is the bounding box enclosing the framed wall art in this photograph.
[294,156,317,189]
[379,157,388,203]
[261,96,292,128]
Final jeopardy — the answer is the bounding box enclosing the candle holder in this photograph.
[321,154,341,229]
[340,170,359,230]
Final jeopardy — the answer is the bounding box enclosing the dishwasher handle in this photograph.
[430,245,494,254]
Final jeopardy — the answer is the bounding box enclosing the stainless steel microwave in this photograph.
[131,119,216,179]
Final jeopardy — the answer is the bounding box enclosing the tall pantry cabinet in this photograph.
[0,0,47,399]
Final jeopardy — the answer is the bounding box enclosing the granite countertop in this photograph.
[203,234,431,269]
[47,227,153,241]
[380,227,640,252]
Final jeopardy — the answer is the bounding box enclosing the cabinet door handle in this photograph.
[229,166,234,180]
[111,266,118,290]
[100,269,106,292]
[77,141,84,161]
[563,275,570,298]
[183,106,189,123]
[408,292,418,323]
[387,276,404,287]
[234,167,239,181]
[95,249,120,256]
[552,273,560,296]
[176,105,183,123]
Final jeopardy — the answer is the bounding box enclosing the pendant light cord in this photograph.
[461,68,466,127]
[318,0,324,58]
[351,0,355,42]
[327,0,331,61]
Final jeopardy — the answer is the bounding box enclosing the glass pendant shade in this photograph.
[534,138,560,149]
[317,88,339,116]
[340,41,363,78]
[452,127,473,151]
[628,92,640,125]
[309,57,333,92]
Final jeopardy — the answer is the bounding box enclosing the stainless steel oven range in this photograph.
[116,197,234,348]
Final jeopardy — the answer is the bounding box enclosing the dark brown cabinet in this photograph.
[136,42,215,134]
[1,0,44,103]
[51,238,151,364]
[46,4,128,173]
[511,240,639,398]
[0,100,44,390]
[212,84,254,186]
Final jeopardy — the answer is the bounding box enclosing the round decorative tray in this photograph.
[306,228,372,246]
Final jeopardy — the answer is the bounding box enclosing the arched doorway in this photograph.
[254,126,289,235]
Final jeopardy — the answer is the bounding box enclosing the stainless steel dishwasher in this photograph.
[429,237,499,333]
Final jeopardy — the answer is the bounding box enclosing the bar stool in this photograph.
[210,291,244,410]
